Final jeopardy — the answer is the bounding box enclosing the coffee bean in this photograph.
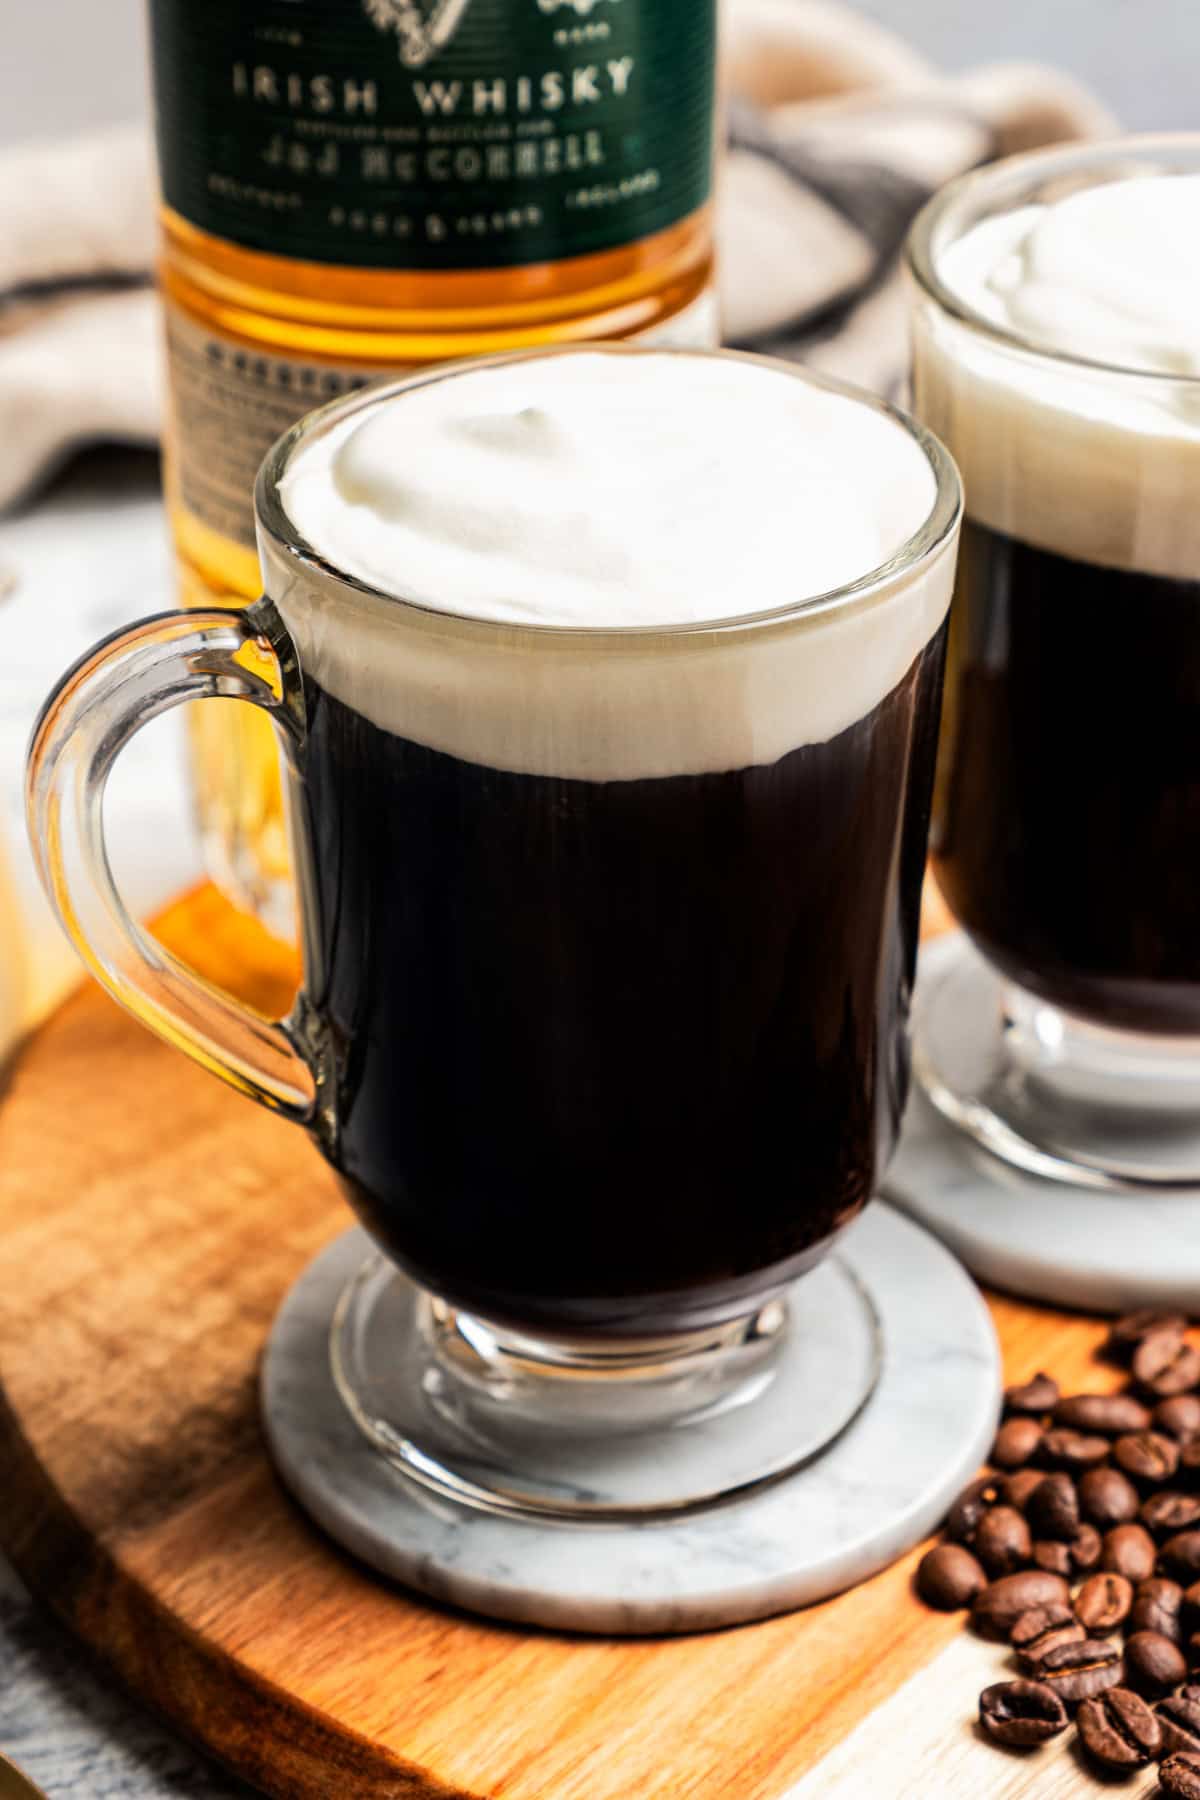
[1075,1572,1134,1634]
[916,1543,986,1610]
[979,1679,1068,1746]
[1076,1685,1162,1770]
[973,1571,1071,1640]
[1102,1523,1158,1582]
[1036,1637,1124,1705]
[1114,1430,1181,1485]
[1079,1465,1141,1528]
[991,1417,1043,1470]
[1164,1531,1200,1580]
[1033,1541,1070,1578]
[1123,1629,1188,1698]
[1027,1473,1080,1541]
[1162,1751,1200,1800]
[1054,1393,1151,1435]
[1135,1330,1200,1398]
[1183,1437,1200,1486]
[1189,1632,1200,1672]
[1076,1524,1104,1571]
[974,1506,1033,1576]
[1157,1397,1200,1440]
[1157,1688,1200,1756]
[1004,1372,1060,1417]
[1144,1493,1200,1538]
[1003,1469,1046,1513]
[947,1475,1003,1543]
[1012,1603,1086,1673]
[1131,1578,1185,1643]
[1040,1428,1110,1472]
[1109,1310,1190,1361]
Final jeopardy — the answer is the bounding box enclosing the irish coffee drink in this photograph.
[276,352,953,1332]
[909,140,1200,1184]
[28,346,962,1513]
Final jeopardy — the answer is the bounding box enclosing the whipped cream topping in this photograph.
[915,171,1200,579]
[942,176,1200,378]
[279,350,935,629]
[267,350,955,779]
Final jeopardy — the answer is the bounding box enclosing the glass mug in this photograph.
[28,348,961,1517]
[908,137,1200,1189]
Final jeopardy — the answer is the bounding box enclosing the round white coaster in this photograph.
[886,935,1200,1313]
[261,1204,1000,1636]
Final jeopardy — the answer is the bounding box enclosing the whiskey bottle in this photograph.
[148,0,718,932]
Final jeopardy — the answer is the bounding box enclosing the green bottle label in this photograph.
[149,0,715,271]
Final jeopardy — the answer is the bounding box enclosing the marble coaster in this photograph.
[885,937,1200,1314]
[261,1204,1000,1636]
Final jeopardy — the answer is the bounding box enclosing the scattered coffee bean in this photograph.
[1108,1311,1190,1361]
[1135,1330,1200,1398]
[1158,1688,1200,1756]
[916,1543,986,1611]
[1075,1572,1134,1634]
[1027,1472,1080,1541]
[974,1507,1033,1576]
[1033,1540,1071,1578]
[1144,1493,1200,1538]
[1102,1522,1158,1582]
[1161,1751,1200,1800]
[991,1417,1043,1470]
[1012,1603,1086,1673]
[1054,1393,1151,1435]
[1003,1469,1046,1512]
[1033,1528,1100,1580]
[1070,1524,1103,1573]
[1035,1526,1102,1579]
[1164,1532,1200,1580]
[1040,1428,1110,1472]
[973,1571,1071,1640]
[1076,1685,1162,1770]
[1036,1637,1124,1705]
[1157,1397,1200,1440]
[1079,1465,1141,1528]
[978,1678,1068,1746]
[1131,1578,1185,1643]
[947,1475,1003,1543]
[1004,1373,1059,1417]
[1123,1629,1188,1698]
[1114,1430,1181,1485]
[923,1331,1200,1771]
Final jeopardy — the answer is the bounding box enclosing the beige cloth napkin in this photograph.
[0,2,1116,511]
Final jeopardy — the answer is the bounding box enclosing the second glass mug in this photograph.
[27,348,961,1518]
[908,136,1200,1189]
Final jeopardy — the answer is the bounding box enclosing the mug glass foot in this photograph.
[914,937,1200,1191]
[330,1249,883,1520]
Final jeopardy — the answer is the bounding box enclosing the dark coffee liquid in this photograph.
[297,631,946,1335]
[933,517,1200,1033]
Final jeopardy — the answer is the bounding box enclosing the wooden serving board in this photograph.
[0,885,1130,1799]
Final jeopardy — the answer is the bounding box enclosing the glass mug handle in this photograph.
[26,605,316,1122]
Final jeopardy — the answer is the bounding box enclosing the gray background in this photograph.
[4,0,1199,148]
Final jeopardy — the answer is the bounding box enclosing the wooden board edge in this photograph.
[0,1385,474,1800]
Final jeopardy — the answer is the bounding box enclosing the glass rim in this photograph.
[255,344,961,644]
[906,131,1200,386]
